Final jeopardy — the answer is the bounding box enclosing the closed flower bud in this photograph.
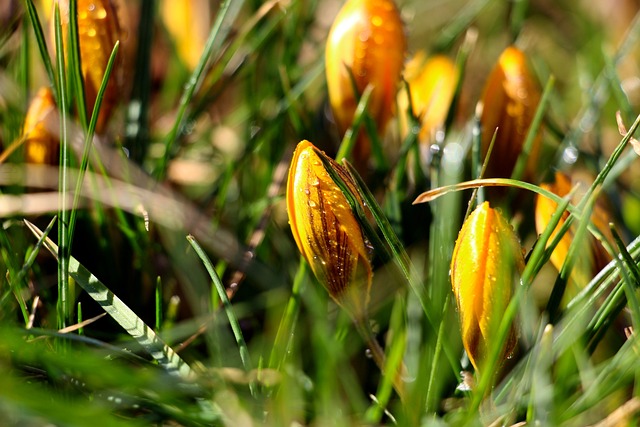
[480,46,541,180]
[451,201,523,372]
[287,140,372,320]
[160,0,210,71]
[56,0,127,132]
[535,171,614,294]
[398,52,457,144]
[325,0,406,168]
[23,87,59,165]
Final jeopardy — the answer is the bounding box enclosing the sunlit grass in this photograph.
[0,0,640,425]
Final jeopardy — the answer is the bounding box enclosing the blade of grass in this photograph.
[54,3,70,330]
[25,220,196,380]
[510,75,555,183]
[609,225,640,329]
[336,84,374,162]
[24,0,56,98]
[68,0,88,130]
[268,259,307,371]
[68,42,120,252]
[157,0,246,179]
[186,234,255,396]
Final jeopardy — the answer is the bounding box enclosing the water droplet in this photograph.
[308,200,317,208]
[371,15,383,27]
[88,3,96,11]
[304,189,310,195]
[365,348,373,359]
[310,179,320,187]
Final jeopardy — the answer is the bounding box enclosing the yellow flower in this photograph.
[23,87,59,165]
[480,46,541,180]
[325,0,406,168]
[535,171,613,295]
[450,201,523,372]
[398,52,457,144]
[160,0,210,71]
[286,140,372,320]
[56,0,127,132]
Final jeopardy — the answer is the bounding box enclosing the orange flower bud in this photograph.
[398,52,457,144]
[450,201,523,372]
[160,0,210,71]
[535,171,614,294]
[56,0,127,132]
[325,0,406,166]
[23,87,59,165]
[480,46,541,180]
[287,140,372,320]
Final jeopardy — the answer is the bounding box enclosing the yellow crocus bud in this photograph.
[535,171,614,295]
[480,46,541,180]
[286,140,372,321]
[325,0,406,169]
[23,87,59,165]
[398,52,457,144]
[160,0,210,71]
[450,201,523,373]
[56,0,126,132]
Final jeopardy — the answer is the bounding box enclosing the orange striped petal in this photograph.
[325,0,406,166]
[286,140,372,320]
[450,201,523,372]
[480,46,541,180]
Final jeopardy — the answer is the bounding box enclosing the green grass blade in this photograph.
[54,4,70,330]
[268,259,307,371]
[608,225,640,328]
[25,220,195,380]
[336,84,373,162]
[68,42,120,250]
[510,75,555,183]
[68,0,88,130]
[186,234,255,395]
[23,0,56,96]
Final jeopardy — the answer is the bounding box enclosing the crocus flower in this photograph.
[398,52,457,144]
[450,201,523,372]
[286,140,372,321]
[56,0,126,132]
[480,46,541,180]
[23,87,59,165]
[325,0,406,169]
[535,171,613,294]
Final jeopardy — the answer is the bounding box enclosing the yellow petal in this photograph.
[23,87,59,165]
[398,53,457,143]
[480,46,541,180]
[286,140,372,320]
[325,0,406,167]
[450,201,523,372]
